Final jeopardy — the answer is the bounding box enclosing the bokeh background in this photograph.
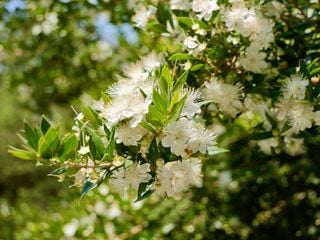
[1,1,320,239]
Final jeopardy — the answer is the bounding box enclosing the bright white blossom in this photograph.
[161,118,195,157]
[203,78,242,117]
[238,44,268,73]
[115,125,147,146]
[154,158,202,199]
[282,74,309,99]
[132,5,155,29]
[110,163,152,195]
[181,89,202,118]
[287,103,314,133]
[188,126,216,154]
[184,36,199,50]
[192,0,219,21]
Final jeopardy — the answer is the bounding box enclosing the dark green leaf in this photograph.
[148,137,159,167]
[40,116,51,135]
[80,180,97,200]
[24,122,39,150]
[177,17,208,28]
[60,133,78,160]
[86,127,105,159]
[38,127,60,159]
[104,127,115,161]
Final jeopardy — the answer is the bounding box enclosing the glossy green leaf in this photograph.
[40,116,51,135]
[38,127,60,159]
[86,127,105,159]
[24,122,39,150]
[60,133,78,160]
[80,180,97,200]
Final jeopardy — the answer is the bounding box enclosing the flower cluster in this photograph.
[11,0,320,203]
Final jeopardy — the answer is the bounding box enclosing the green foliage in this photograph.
[2,1,320,240]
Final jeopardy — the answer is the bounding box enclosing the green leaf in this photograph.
[24,122,39,150]
[8,146,36,160]
[160,65,173,94]
[191,64,204,71]
[173,71,189,92]
[80,180,97,200]
[86,127,105,159]
[156,2,174,28]
[166,95,187,124]
[135,182,154,202]
[60,133,78,160]
[40,116,51,135]
[177,17,208,28]
[104,127,115,161]
[148,137,159,167]
[148,105,165,122]
[153,89,167,113]
[83,107,102,128]
[168,53,194,61]
[38,127,60,159]
[207,146,229,155]
[140,120,157,133]
[49,167,68,175]
[310,67,320,76]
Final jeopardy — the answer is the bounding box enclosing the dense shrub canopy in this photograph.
[1,0,320,239]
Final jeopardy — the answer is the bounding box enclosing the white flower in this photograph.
[188,126,216,154]
[238,44,268,73]
[264,1,286,19]
[154,158,203,198]
[284,137,305,156]
[102,94,151,128]
[315,111,320,125]
[203,78,242,117]
[181,89,202,118]
[161,118,195,157]
[223,6,274,48]
[109,167,127,196]
[141,51,163,73]
[170,0,191,10]
[110,163,152,195]
[282,74,309,99]
[218,170,232,189]
[287,103,314,133]
[115,125,146,146]
[132,5,155,29]
[123,62,149,82]
[78,146,90,155]
[192,0,219,21]
[125,163,152,189]
[183,36,199,49]
[275,97,293,121]
[256,137,279,155]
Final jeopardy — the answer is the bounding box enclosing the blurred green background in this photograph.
[1,1,320,239]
